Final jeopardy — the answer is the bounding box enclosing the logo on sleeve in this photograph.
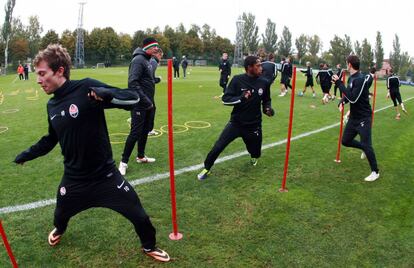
[69,104,79,118]
[60,187,66,196]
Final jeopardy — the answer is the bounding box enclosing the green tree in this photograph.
[307,34,321,65]
[40,29,59,50]
[242,12,259,54]
[2,0,16,74]
[277,26,292,58]
[398,52,411,80]
[329,35,347,66]
[261,18,277,53]
[164,26,180,57]
[200,24,217,60]
[390,34,401,74]
[10,38,29,62]
[131,30,145,50]
[295,34,308,65]
[360,38,374,73]
[8,17,26,63]
[211,36,234,63]
[10,17,26,40]
[27,16,42,58]
[118,33,132,61]
[87,27,120,63]
[374,31,384,69]
[59,30,76,59]
[354,40,362,57]
[188,24,200,39]
[182,24,203,58]
[171,24,187,57]
[344,35,353,57]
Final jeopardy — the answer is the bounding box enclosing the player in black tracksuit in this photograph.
[197,56,275,180]
[387,71,408,119]
[147,49,163,136]
[316,64,333,103]
[333,55,379,182]
[14,44,170,262]
[333,64,344,98]
[260,53,278,88]
[120,38,160,174]
[279,58,292,96]
[173,57,180,78]
[299,61,315,97]
[181,56,188,78]
[219,53,232,93]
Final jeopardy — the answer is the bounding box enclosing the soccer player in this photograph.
[333,63,344,99]
[181,55,188,78]
[260,53,278,88]
[219,52,232,93]
[17,64,24,80]
[298,61,315,97]
[332,55,379,182]
[173,56,180,79]
[14,44,170,262]
[387,69,408,120]
[279,57,292,97]
[24,63,30,80]
[119,37,159,175]
[197,56,275,180]
[148,48,163,136]
[316,63,333,104]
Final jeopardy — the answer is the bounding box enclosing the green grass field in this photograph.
[0,66,413,267]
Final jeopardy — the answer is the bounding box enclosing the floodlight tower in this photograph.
[233,18,245,67]
[75,2,86,68]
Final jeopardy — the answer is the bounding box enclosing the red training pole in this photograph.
[0,220,18,268]
[334,73,347,163]
[371,74,377,127]
[167,59,183,241]
[279,66,297,192]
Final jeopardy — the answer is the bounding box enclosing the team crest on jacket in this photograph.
[69,104,79,118]
[258,88,263,95]
[60,187,66,196]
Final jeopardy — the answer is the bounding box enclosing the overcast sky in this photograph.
[6,0,414,57]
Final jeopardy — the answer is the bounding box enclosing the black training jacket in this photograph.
[129,48,155,110]
[336,68,344,80]
[300,67,313,80]
[387,75,400,91]
[335,72,372,120]
[281,62,292,78]
[150,57,161,84]
[222,74,272,127]
[14,78,139,181]
[261,61,278,84]
[219,59,232,76]
[316,69,333,87]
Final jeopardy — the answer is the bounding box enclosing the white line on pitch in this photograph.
[1,97,413,215]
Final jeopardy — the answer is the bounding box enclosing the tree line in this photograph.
[241,12,412,79]
[0,15,234,70]
[1,9,413,79]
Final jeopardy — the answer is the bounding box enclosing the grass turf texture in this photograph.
[0,67,413,267]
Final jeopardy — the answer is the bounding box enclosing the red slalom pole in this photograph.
[279,66,297,193]
[334,73,347,163]
[167,59,183,241]
[0,220,18,268]
[371,75,377,127]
